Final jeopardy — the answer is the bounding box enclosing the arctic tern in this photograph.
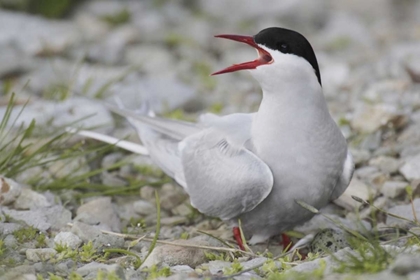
[72,27,354,249]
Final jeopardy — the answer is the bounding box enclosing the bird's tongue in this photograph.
[212,34,272,75]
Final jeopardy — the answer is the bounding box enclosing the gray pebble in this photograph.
[26,248,57,262]
[54,232,82,249]
[76,262,126,279]
[14,188,51,210]
[391,253,420,275]
[75,197,121,232]
[133,200,156,215]
[400,154,420,181]
[386,198,420,228]
[381,181,409,198]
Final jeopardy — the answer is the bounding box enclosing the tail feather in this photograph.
[104,102,200,141]
[66,127,149,155]
[106,100,193,188]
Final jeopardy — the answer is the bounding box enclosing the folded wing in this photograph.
[94,104,274,220]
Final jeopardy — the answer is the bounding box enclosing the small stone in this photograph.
[3,234,18,248]
[349,148,371,165]
[170,265,195,274]
[172,203,194,217]
[76,262,125,279]
[0,176,22,205]
[381,181,409,198]
[75,197,121,232]
[409,271,420,280]
[400,154,420,181]
[351,104,402,133]
[0,10,80,56]
[141,236,223,268]
[391,253,420,275]
[355,166,379,179]
[310,228,350,254]
[206,260,232,274]
[160,191,188,211]
[160,216,188,226]
[386,198,420,228]
[93,232,124,249]
[405,55,420,83]
[290,247,355,275]
[71,221,102,242]
[295,213,371,234]
[2,205,71,231]
[32,262,55,274]
[54,232,82,249]
[0,222,22,235]
[0,265,36,279]
[44,205,72,231]
[139,185,157,202]
[55,262,70,275]
[19,275,37,280]
[26,248,57,262]
[408,227,420,238]
[357,196,388,220]
[241,257,268,270]
[366,172,388,190]
[133,200,156,215]
[360,131,382,151]
[369,156,401,174]
[334,178,373,210]
[70,221,124,249]
[14,188,51,210]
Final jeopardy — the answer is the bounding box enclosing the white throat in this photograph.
[249,47,330,156]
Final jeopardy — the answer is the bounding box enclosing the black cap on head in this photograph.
[254,27,321,85]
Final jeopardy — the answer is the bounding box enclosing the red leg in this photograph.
[233,227,245,251]
[281,233,293,251]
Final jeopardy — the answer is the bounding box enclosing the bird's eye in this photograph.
[277,42,290,53]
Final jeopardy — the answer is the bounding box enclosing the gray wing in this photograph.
[180,113,274,220]
[102,103,274,220]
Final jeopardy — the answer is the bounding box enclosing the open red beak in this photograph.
[212,34,273,75]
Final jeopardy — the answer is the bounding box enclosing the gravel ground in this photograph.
[1,0,420,279]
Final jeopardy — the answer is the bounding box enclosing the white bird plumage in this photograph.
[70,27,354,244]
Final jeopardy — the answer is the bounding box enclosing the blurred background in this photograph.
[0,0,419,130]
